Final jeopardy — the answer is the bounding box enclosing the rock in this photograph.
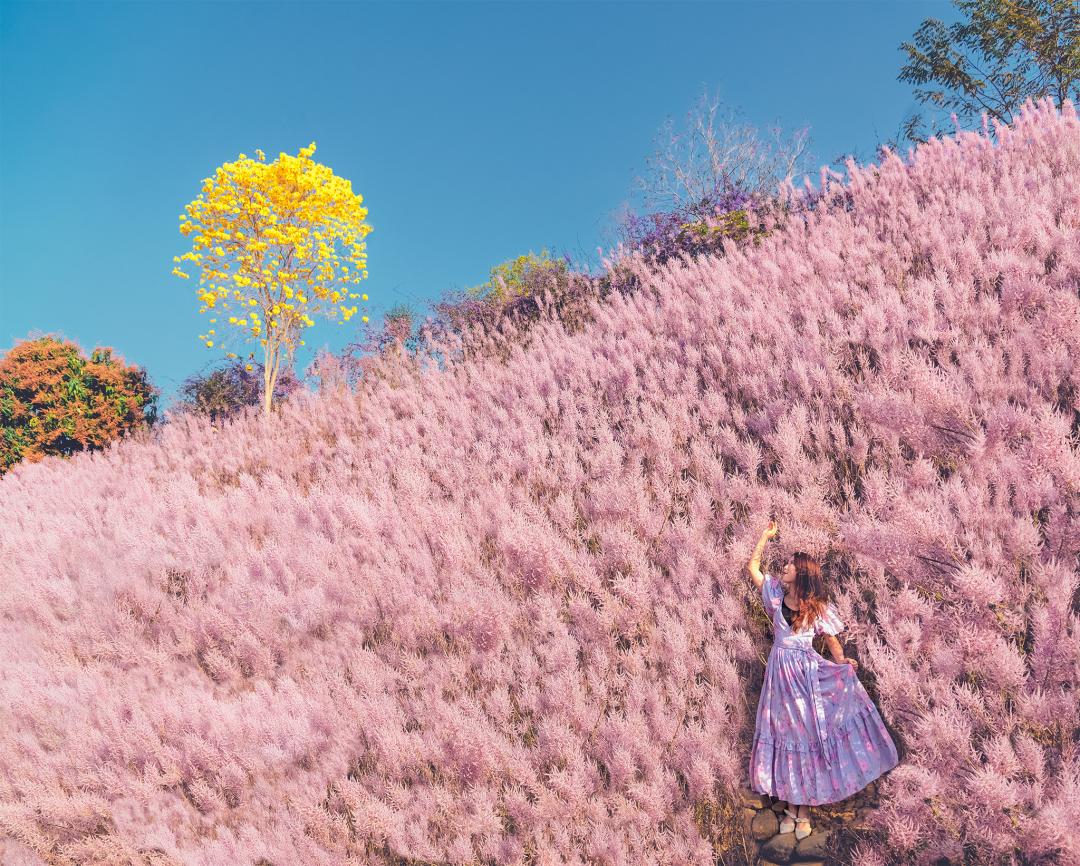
[740,806,757,833]
[770,798,788,812]
[792,830,830,861]
[761,832,798,863]
[751,808,779,841]
[739,785,768,809]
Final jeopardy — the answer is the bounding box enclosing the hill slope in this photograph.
[2,98,1079,866]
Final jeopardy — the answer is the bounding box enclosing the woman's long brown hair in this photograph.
[788,551,828,633]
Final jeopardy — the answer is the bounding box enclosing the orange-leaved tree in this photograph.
[0,334,159,475]
[173,142,373,415]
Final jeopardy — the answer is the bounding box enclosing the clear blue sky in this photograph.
[1,0,953,410]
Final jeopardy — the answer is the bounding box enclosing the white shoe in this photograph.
[795,816,812,840]
[779,807,796,834]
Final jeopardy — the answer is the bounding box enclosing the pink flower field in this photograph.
[1,99,1078,866]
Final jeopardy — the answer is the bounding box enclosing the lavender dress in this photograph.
[749,573,899,805]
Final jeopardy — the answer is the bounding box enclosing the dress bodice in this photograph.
[762,574,844,653]
[773,597,818,652]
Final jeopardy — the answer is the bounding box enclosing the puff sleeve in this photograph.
[813,602,845,636]
[761,573,783,619]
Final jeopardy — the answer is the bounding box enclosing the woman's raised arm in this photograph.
[747,520,778,590]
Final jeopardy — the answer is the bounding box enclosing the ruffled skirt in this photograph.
[749,649,899,805]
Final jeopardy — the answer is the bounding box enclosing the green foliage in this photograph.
[899,0,1080,141]
[0,335,158,475]
[466,249,570,306]
[676,208,767,246]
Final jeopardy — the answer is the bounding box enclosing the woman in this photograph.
[746,520,899,840]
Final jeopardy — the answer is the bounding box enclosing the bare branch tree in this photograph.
[631,85,814,218]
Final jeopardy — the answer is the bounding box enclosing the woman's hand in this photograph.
[840,656,859,671]
[749,519,778,586]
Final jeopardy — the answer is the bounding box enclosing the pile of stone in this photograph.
[736,781,881,865]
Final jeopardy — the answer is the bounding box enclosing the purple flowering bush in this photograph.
[618,184,766,267]
[170,359,305,426]
[0,98,1078,866]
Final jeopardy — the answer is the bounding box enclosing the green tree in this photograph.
[899,0,1080,142]
[465,249,570,306]
[0,334,159,475]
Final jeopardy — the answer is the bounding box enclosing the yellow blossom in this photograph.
[174,140,372,409]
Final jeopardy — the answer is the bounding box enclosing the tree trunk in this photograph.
[263,340,281,416]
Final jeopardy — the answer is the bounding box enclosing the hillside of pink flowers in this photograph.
[2,99,1078,866]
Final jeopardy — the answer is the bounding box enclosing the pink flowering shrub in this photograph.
[1,98,1079,866]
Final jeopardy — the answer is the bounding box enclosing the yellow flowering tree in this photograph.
[173,142,372,415]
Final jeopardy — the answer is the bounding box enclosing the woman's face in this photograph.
[780,561,797,593]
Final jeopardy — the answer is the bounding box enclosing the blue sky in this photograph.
[1,0,954,410]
